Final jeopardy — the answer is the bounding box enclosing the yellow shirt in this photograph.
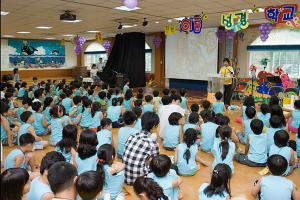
[219,66,234,85]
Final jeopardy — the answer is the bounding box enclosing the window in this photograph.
[145,42,152,72]
[84,43,107,70]
[248,29,300,78]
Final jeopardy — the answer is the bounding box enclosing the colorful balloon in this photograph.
[123,0,138,9]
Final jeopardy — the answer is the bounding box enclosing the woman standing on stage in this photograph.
[219,58,234,106]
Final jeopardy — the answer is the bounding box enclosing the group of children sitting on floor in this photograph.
[0,76,299,200]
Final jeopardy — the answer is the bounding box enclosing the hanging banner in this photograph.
[275,12,300,29]
[264,4,298,24]
[164,25,176,35]
[95,32,103,43]
[179,15,203,34]
[221,11,249,32]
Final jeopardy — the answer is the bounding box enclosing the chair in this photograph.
[268,86,284,96]
[284,87,299,95]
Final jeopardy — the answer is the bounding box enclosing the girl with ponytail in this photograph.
[133,177,169,200]
[97,144,125,200]
[212,125,235,174]
[198,163,231,200]
[175,128,208,176]
[49,105,65,146]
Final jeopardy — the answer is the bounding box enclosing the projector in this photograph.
[60,11,76,21]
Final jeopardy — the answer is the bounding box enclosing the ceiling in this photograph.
[1,0,298,40]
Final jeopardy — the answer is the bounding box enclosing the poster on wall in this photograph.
[8,39,65,68]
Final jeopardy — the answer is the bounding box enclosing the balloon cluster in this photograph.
[74,35,86,55]
[123,0,138,9]
[153,36,162,48]
[216,29,226,41]
[226,30,235,40]
[259,23,272,42]
[103,40,111,53]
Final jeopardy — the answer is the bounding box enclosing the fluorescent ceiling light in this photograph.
[36,26,52,29]
[45,37,55,39]
[2,35,14,37]
[62,19,82,23]
[1,11,9,16]
[133,24,137,27]
[114,6,140,11]
[17,31,31,34]
[258,8,265,12]
[155,21,159,24]
[174,17,185,21]
[63,34,75,37]
[87,30,100,33]
[168,19,172,23]
[242,8,264,13]
[123,25,135,28]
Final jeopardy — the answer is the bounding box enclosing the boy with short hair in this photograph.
[236,119,267,167]
[212,91,226,114]
[76,171,104,200]
[26,151,66,200]
[142,95,154,113]
[47,161,78,200]
[236,107,256,144]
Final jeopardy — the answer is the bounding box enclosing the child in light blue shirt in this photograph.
[97,144,125,200]
[287,100,300,133]
[142,95,154,113]
[75,129,98,174]
[179,88,187,109]
[176,129,202,176]
[149,155,182,200]
[266,115,285,151]
[269,130,295,176]
[236,119,267,167]
[236,106,256,144]
[212,91,225,114]
[198,163,231,200]
[117,111,138,158]
[212,126,235,173]
[69,96,82,125]
[163,112,184,149]
[16,97,32,124]
[200,110,219,152]
[107,98,123,128]
[61,89,73,115]
[55,125,77,163]
[17,82,28,98]
[79,97,93,128]
[257,103,270,127]
[133,106,142,131]
[242,95,255,121]
[123,78,130,94]
[123,89,134,110]
[97,118,113,149]
[89,102,103,132]
[252,154,297,200]
[183,112,200,133]
[50,105,66,146]
[43,96,54,124]
[31,102,48,136]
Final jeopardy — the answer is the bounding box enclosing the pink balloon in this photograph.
[123,0,138,9]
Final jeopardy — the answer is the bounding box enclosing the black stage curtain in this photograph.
[103,32,146,88]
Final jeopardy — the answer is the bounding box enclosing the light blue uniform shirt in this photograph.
[212,102,224,114]
[62,97,72,114]
[291,109,300,128]
[16,107,25,123]
[117,127,138,156]
[123,85,129,94]
[266,127,283,151]
[260,175,293,200]
[1,123,8,141]
[200,122,219,152]
[163,125,180,148]
[257,112,270,127]
[248,133,267,164]
[17,87,26,97]
[97,129,112,149]
[142,103,154,113]
[80,108,92,128]
[107,106,121,122]
[148,169,179,200]
[55,146,72,163]
[244,118,254,136]
[123,98,133,110]
[134,118,142,131]
[43,106,51,124]
[50,118,64,144]
[4,149,26,170]
[18,123,32,145]
[212,138,235,173]
[181,97,187,109]
[101,164,125,200]
[89,111,102,129]
[198,183,228,200]
[183,123,196,133]
[75,153,97,174]
[69,105,82,122]
[297,134,300,158]
[269,145,292,175]
[33,112,46,135]
[176,143,199,176]
[26,176,52,200]
[74,89,81,97]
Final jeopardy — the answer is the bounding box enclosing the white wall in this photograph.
[0,39,77,70]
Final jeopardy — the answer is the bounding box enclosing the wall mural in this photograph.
[8,39,65,68]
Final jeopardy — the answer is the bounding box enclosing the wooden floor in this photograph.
[2,78,300,200]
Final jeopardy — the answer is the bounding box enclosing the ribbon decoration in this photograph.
[274,66,284,76]
[264,4,298,24]
[250,65,257,72]
[221,11,249,32]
